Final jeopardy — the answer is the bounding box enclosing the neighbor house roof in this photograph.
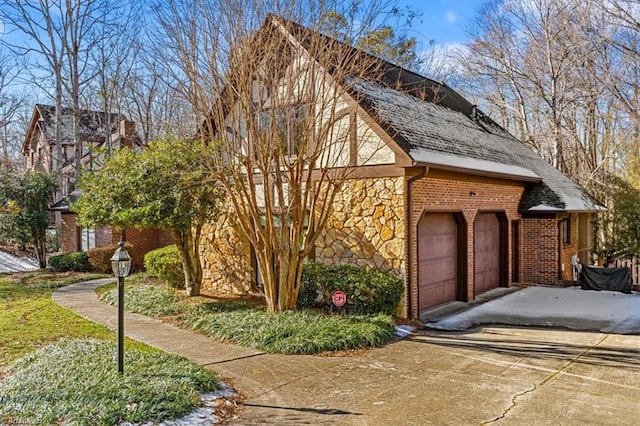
[275,16,604,213]
[22,104,122,155]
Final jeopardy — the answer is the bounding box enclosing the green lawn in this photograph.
[0,271,223,424]
[0,271,115,366]
[0,339,220,425]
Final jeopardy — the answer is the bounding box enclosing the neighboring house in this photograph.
[22,104,172,266]
[199,16,605,318]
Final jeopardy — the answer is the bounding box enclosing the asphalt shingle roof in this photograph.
[31,104,122,146]
[218,16,605,213]
[346,78,605,213]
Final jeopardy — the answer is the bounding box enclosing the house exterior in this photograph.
[22,104,172,266]
[199,16,605,317]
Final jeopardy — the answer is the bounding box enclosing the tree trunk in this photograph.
[256,239,305,313]
[33,228,47,269]
[171,228,203,296]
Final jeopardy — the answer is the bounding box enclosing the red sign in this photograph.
[332,290,346,307]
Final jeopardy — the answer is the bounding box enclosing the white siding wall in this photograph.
[355,116,394,165]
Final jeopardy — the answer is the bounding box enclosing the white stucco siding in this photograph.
[254,183,265,208]
[319,113,351,168]
[222,51,396,169]
[355,115,394,165]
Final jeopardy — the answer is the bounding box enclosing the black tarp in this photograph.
[579,265,633,294]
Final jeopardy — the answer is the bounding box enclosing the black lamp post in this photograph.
[110,241,131,374]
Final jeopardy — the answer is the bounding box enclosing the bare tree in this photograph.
[460,1,538,152]
[121,63,196,143]
[0,0,136,193]
[464,0,597,173]
[0,0,68,177]
[0,47,27,171]
[86,2,139,155]
[152,0,402,312]
[459,0,637,190]
[600,0,640,186]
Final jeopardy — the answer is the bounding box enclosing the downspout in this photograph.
[404,165,428,319]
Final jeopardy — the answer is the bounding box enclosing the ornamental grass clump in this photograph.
[186,304,397,354]
[0,339,219,425]
[100,282,184,317]
[99,282,398,355]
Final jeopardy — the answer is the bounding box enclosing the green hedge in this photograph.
[144,245,184,289]
[48,252,92,272]
[297,261,403,315]
[87,244,133,274]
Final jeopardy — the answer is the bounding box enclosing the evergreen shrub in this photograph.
[297,261,403,315]
[48,252,92,272]
[144,245,184,289]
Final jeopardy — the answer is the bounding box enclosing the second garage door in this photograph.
[474,212,500,294]
[418,213,458,312]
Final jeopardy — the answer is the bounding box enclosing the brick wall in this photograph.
[521,217,558,285]
[59,213,169,267]
[60,213,78,253]
[519,214,581,285]
[158,230,174,246]
[408,170,525,318]
[111,228,172,268]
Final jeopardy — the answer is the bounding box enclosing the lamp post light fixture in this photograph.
[110,241,131,374]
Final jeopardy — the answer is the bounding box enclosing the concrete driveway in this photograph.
[54,281,640,425]
[231,327,640,425]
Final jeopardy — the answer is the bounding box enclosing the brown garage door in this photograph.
[418,213,458,311]
[474,213,500,294]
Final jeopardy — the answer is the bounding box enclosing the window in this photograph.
[561,218,571,244]
[63,145,72,161]
[81,228,96,251]
[258,105,306,157]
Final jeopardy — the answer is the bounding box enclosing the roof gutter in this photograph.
[414,161,541,183]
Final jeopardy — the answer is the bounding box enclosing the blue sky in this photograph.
[396,0,485,46]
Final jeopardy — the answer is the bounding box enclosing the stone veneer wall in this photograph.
[200,208,253,294]
[315,177,405,277]
[200,178,405,296]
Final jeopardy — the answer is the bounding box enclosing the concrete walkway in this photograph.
[53,280,640,425]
